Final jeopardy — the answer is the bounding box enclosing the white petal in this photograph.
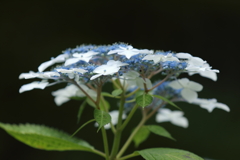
[107,49,122,55]
[200,104,215,112]
[175,53,192,59]
[156,114,171,123]
[56,69,72,73]
[215,102,230,112]
[168,79,186,89]
[123,70,140,79]
[188,57,206,66]
[199,71,217,81]
[118,50,139,59]
[43,72,60,78]
[72,68,88,73]
[137,49,154,54]
[38,54,68,72]
[38,61,54,72]
[171,116,189,128]
[54,96,70,106]
[64,58,82,66]
[181,88,198,103]
[187,81,203,92]
[90,74,102,80]
[162,54,179,62]
[177,78,190,87]
[107,60,128,67]
[19,81,49,93]
[19,71,37,79]
[142,55,164,64]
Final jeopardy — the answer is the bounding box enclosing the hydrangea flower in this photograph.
[52,84,96,106]
[19,80,49,93]
[168,78,203,103]
[122,70,152,89]
[90,60,128,80]
[175,53,219,81]
[192,98,230,112]
[64,51,99,66]
[108,45,153,59]
[38,54,69,72]
[19,71,60,80]
[156,108,188,128]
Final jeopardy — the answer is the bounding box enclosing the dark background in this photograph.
[0,0,239,160]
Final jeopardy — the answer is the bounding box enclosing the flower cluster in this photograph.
[19,43,229,128]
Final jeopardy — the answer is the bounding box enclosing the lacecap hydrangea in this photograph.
[19,43,229,128]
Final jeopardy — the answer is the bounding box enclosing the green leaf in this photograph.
[112,78,122,89]
[77,100,87,124]
[152,94,181,110]
[112,89,123,97]
[0,123,94,151]
[94,109,111,132]
[146,125,175,141]
[135,90,145,98]
[100,97,110,110]
[101,92,114,97]
[133,126,150,147]
[136,148,203,160]
[86,97,110,110]
[71,119,96,137]
[136,93,153,107]
[86,97,96,108]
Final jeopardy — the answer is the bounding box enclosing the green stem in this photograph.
[120,103,139,131]
[125,99,136,103]
[116,116,146,159]
[110,89,125,160]
[125,88,139,98]
[101,127,110,160]
[101,95,116,133]
[69,79,97,106]
[71,119,95,137]
[147,72,174,92]
[91,149,106,158]
[117,152,139,160]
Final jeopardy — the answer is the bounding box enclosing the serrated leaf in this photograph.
[0,123,94,151]
[94,109,111,132]
[77,100,87,124]
[152,94,181,110]
[133,126,150,147]
[136,148,203,160]
[146,125,175,141]
[112,89,123,97]
[136,93,153,107]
